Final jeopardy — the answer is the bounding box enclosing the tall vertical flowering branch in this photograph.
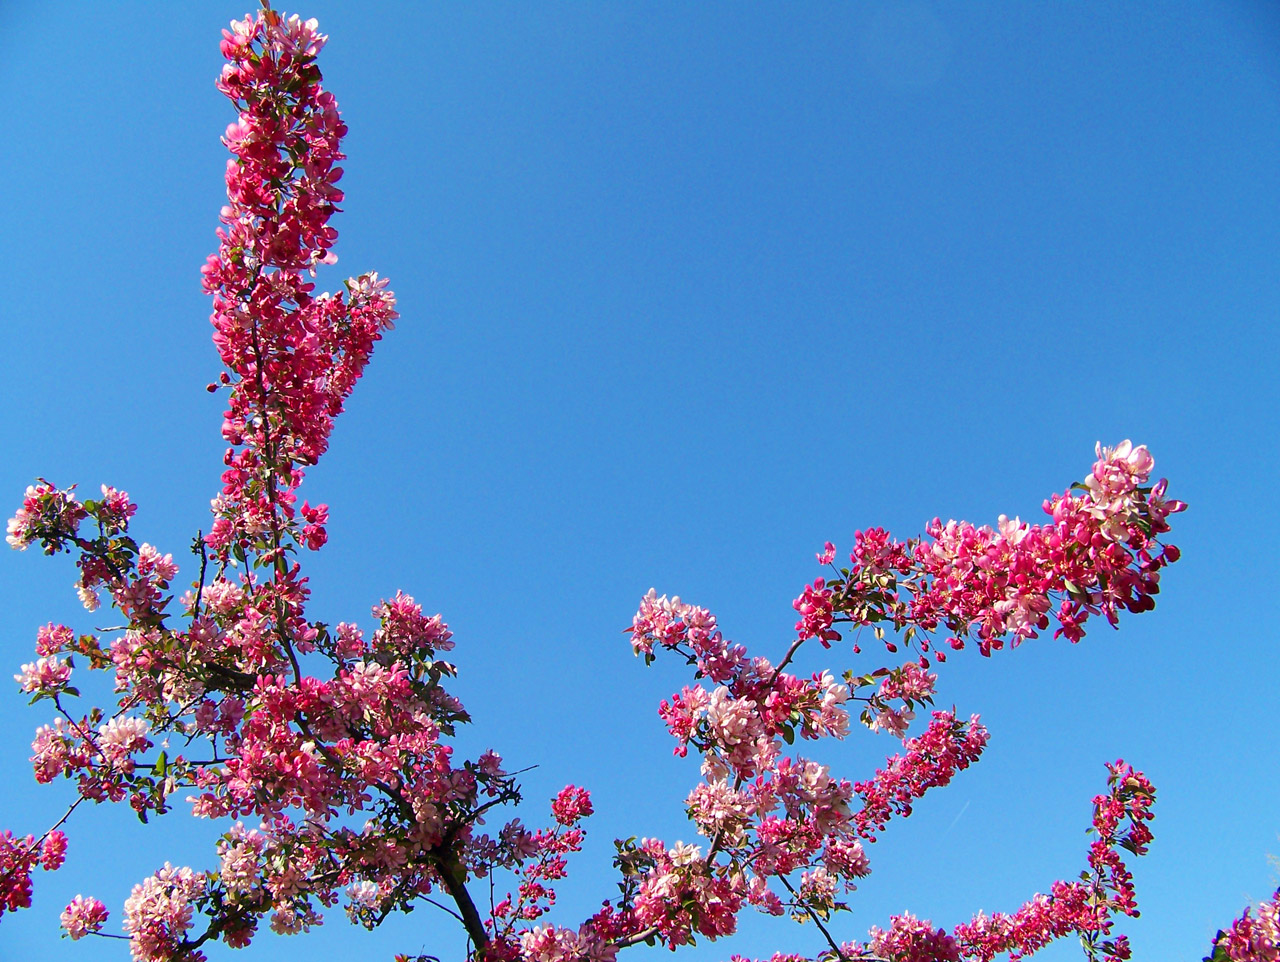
[4,6,1265,962]
[3,9,563,960]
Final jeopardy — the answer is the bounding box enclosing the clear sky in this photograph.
[1,2,1277,961]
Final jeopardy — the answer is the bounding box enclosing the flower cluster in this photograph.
[1208,890,1280,962]
[816,762,1156,962]
[6,482,88,554]
[851,711,988,840]
[0,830,67,918]
[624,585,974,950]
[859,913,960,962]
[202,7,397,563]
[122,864,206,962]
[793,441,1185,663]
[484,788,602,958]
[947,762,1156,962]
[60,894,109,940]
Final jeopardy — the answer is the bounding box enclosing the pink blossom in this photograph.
[879,663,936,703]
[123,863,204,961]
[551,785,593,825]
[823,836,871,883]
[521,924,590,962]
[863,912,960,962]
[40,830,67,870]
[478,748,505,777]
[706,686,760,748]
[14,655,72,694]
[97,717,151,764]
[686,780,749,839]
[371,591,454,655]
[868,707,915,739]
[797,866,838,911]
[792,578,840,646]
[34,623,74,656]
[217,823,264,897]
[6,482,86,551]
[1211,890,1280,962]
[136,544,178,583]
[61,894,109,940]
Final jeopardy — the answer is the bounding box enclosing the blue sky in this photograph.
[1,2,1277,961]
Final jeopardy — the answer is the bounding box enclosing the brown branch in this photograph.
[778,874,847,961]
[435,852,491,957]
[614,925,662,949]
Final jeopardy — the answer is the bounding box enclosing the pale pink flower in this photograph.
[521,924,585,962]
[334,621,365,657]
[217,824,264,896]
[136,544,178,583]
[994,590,1051,638]
[5,512,28,548]
[200,578,245,615]
[668,841,703,867]
[477,749,505,777]
[996,514,1030,545]
[869,707,915,739]
[867,912,960,962]
[76,585,100,611]
[269,904,306,935]
[123,864,203,962]
[686,780,748,838]
[879,663,936,702]
[97,717,151,763]
[746,875,786,915]
[14,656,72,694]
[346,879,380,907]
[707,686,758,747]
[270,14,327,59]
[60,895,109,939]
[31,719,78,783]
